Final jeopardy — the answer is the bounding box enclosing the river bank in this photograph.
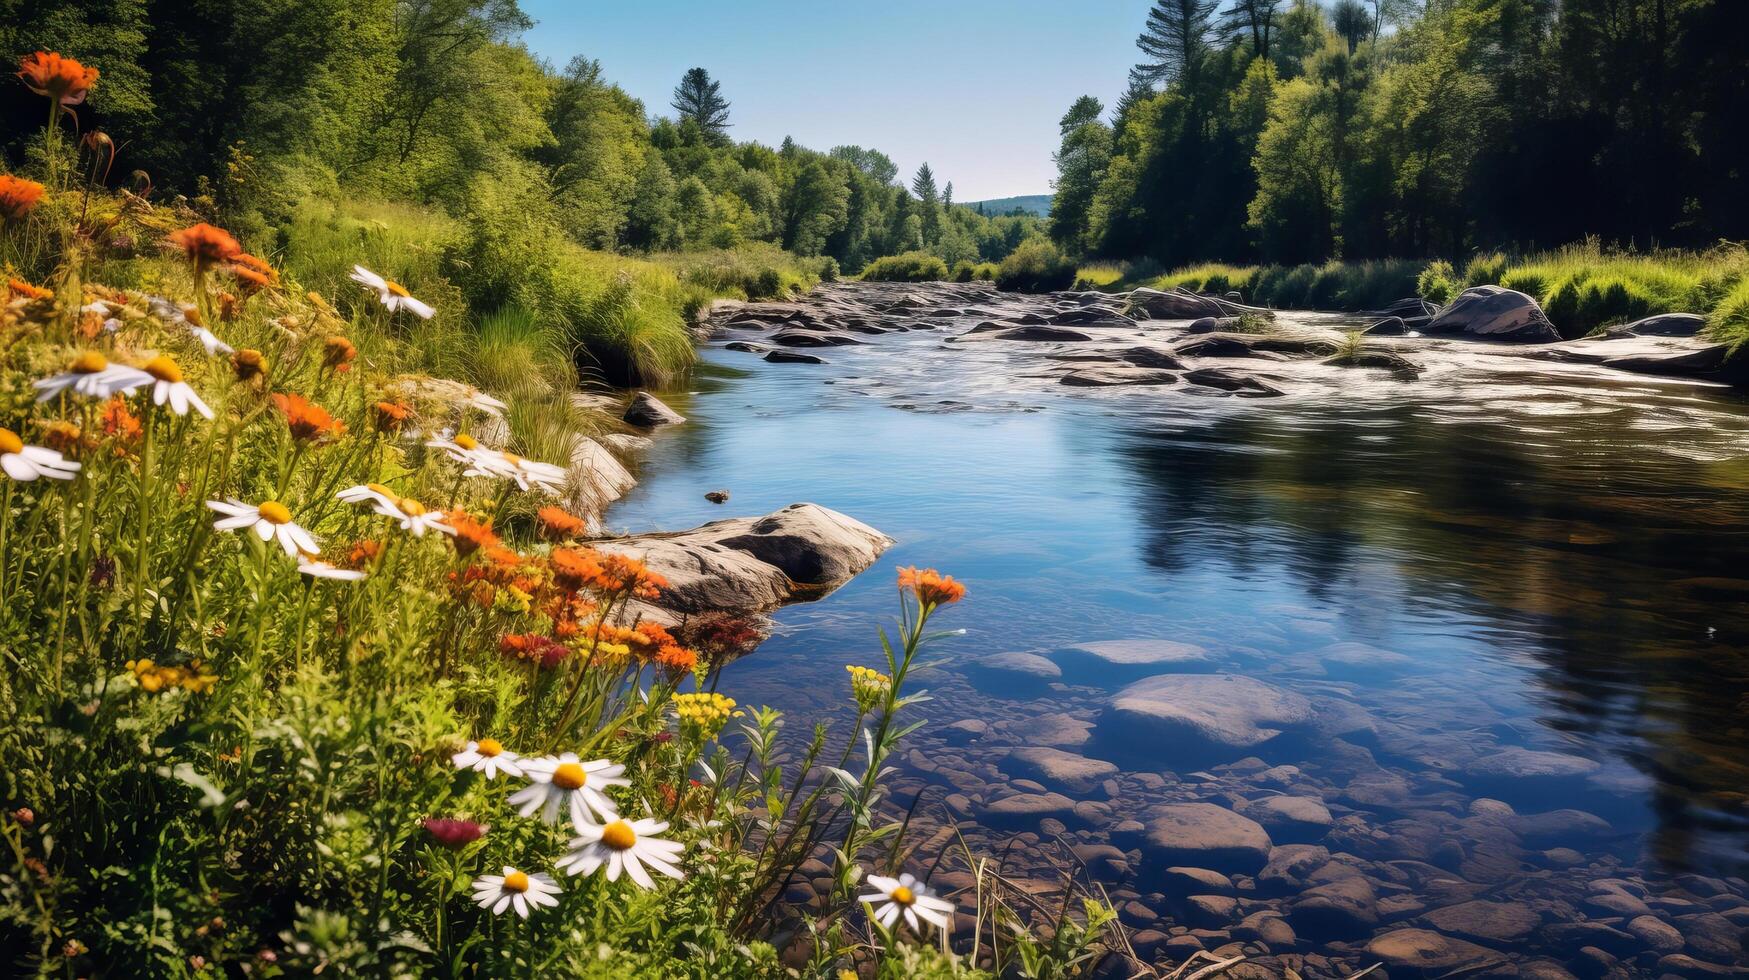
[599,279,1749,978]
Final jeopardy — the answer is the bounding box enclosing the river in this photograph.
[607,282,1749,975]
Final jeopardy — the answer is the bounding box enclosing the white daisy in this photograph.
[0,428,80,482]
[860,873,954,933]
[425,432,490,467]
[147,295,232,355]
[509,754,627,831]
[557,817,685,889]
[206,498,320,558]
[452,737,523,780]
[350,265,435,319]
[141,355,213,419]
[336,484,453,537]
[33,351,154,402]
[297,559,366,581]
[470,867,559,919]
[468,448,567,495]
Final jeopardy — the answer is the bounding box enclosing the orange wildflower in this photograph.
[230,253,278,287]
[100,396,142,445]
[230,264,270,293]
[371,400,411,433]
[348,540,382,566]
[500,633,568,669]
[446,511,500,558]
[537,505,585,541]
[897,566,966,606]
[0,175,44,220]
[7,278,52,301]
[322,335,356,370]
[166,223,241,267]
[549,547,597,593]
[271,392,345,442]
[231,348,266,381]
[18,52,98,106]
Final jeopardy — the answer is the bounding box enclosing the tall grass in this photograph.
[860,251,950,282]
[654,243,821,302]
[1483,241,1749,337]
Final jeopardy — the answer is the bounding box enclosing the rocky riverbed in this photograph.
[667,281,1749,978]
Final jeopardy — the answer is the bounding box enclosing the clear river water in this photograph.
[607,284,1749,974]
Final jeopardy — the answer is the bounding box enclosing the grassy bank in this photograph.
[0,157,1113,977]
[1081,243,1749,342]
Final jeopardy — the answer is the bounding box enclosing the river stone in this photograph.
[566,436,637,520]
[964,652,1062,697]
[942,719,988,745]
[1049,639,1215,686]
[1237,795,1334,843]
[1160,866,1236,897]
[1620,312,1707,337]
[1509,808,1612,847]
[724,340,766,352]
[1625,914,1685,954]
[1185,894,1240,927]
[1059,366,1179,387]
[1424,286,1560,342]
[1290,876,1379,938]
[764,349,825,364]
[769,328,861,347]
[1094,674,1316,765]
[601,503,890,622]
[1421,900,1542,944]
[1655,953,1749,977]
[1461,747,1601,806]
[1363,316,1408,336]
[1139,803,1273,876]
[1182,367,1286,397]
[981,792,1079,831]
[1001,747,1117,795]
[622,392,685,427]
[1313,641,1415,680]
[1676,911,1744,962]
[1366,929,1506,976]
[1256,845,1331,896]
[1022,713,1094,749]
[1125,287,1225,319]
[1187,316,1236,334]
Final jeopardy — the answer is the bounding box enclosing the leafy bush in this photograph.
[817,255,840,282]
[971,262,998,281]
[994,239,1077,293]
[1418,260,1460,305]
[1464,251,1508,287]
[860,251,950,282]
[950,260,976,282]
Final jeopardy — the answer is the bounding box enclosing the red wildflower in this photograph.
[18,52,98,106]
[446,511,500,558]
[897,566,966,606]
[347,540,382,567]
[499,633,568,669]
[371,400,411,433]
[271,392,345,442]
[0,175,44,220]
[100,396,141,445]
[423,818,486,850]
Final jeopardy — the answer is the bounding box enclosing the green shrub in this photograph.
[750,267,786,300]
[817,255,840,282]
[971,262,998,281]
[1418,260,1460,305]
[994,239,1077,293]
[1464,251,1508,286]
[950,260,975,283]
[861,251,950,282]
[1708,277,1749,351]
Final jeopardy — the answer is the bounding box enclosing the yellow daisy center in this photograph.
[385,280,410,297]
[502,870,529,893]
[600,820,637,851]
[71,351,108,374]
[891,886,915,906]
[476,737,503,757]
[0,428,23,455]
[552,761,587,791]
[454,433,478,450]
[143,355,182,383]
[257,501,292,525]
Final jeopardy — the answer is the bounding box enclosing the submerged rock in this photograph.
[1125,287,1226,319]
[1182,368,1287,397]
[1059,366,1179,387]
[1094,674,1317,764]
[1424,286,1560,343]
[1000,747,1118,794]
[1365,928,1506,976]
[1049,639,1215,686]
[964,652,1062,697]
[1139,802,1273,876]
[764,349,826,364]
[623,391,685,427]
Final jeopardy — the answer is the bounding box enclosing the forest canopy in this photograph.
[1049,0,1749,267]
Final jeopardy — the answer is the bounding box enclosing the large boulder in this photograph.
[1093,674,1317,765]
[1125,287,1225,320]
[1049,639,1215,686]
[1366,929,1507,976]
[598,503,891,622]
[1423,286,1560,343]
[623,392,685,427]
[566,437,636,521]
[1139,803,1273,876]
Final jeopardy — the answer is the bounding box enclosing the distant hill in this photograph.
[962,194,1052,217]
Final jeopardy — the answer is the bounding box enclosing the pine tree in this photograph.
[910,163,941,245]
[942,181,953,209]
[1112,70,1156,133]
[1219,0,1283,62]
[671,67,731,143]
[1133,0,1219,87]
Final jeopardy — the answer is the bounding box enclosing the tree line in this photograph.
[2,0,1040,272]
[1049,0,1749,267]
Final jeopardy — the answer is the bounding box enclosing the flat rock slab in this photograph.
[1140,802,1273,876]
[1315,641,1416,680]
[1000,747,1118,794]
[1183,367,1286,397]
[981,792,1080,831]
[1049,639,1215,686]
[964,652,1062,697]
[600,503,890,624]
[1366,928,1507,976]
[1421,900,1543,944]
[1059,366,1179,387]
[1094,673,1317,765]
[769,328,862,347]
[763,349,825,364]
[1238,795,1334,843]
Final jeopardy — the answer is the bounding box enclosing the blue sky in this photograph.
[518,0,1145,202]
